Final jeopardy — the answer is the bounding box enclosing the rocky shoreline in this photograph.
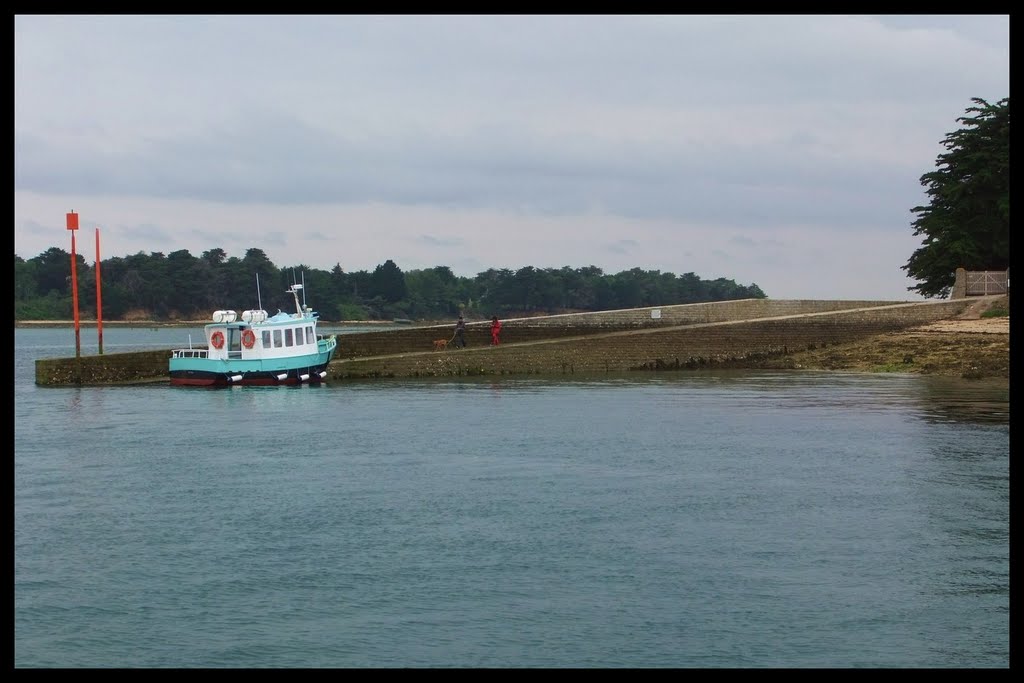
[755,316,1009,379]
[764,294,1009,379]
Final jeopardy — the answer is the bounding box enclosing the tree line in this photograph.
[14,246,767,322]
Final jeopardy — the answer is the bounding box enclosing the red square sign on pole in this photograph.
[66,211,82,356]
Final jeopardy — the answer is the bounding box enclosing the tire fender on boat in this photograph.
[241,329,256,349]
[210,331,225,349]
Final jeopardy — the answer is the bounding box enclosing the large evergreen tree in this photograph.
[902,97,1009,298]
[369,259,408,304]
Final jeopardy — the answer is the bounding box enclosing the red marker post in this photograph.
[66,211,81,358]
[95,227,104,355]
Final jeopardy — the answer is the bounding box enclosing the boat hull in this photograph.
[169,360,333,386]
[169,338,337,387]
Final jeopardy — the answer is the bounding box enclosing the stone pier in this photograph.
[33,297,981,386]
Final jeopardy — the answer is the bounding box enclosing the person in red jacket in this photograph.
[490,316,502,345]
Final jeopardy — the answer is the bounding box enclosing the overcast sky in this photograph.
[14,14,1009,300]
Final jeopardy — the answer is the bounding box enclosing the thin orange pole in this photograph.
[95,227,103,354]
[66,212,81,358]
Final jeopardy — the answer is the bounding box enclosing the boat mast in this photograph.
[256,273,263,312]
[289,282,304,315]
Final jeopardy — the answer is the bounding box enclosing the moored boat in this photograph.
[169,281,337,387]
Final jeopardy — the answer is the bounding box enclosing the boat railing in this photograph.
[172,349,209,359]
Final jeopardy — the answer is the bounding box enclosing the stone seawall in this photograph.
[35,349,172,386]
[328,299,974,380]
[33,298,977,386]
[336,298,904,359]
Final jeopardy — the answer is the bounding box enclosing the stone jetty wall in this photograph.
[33,298,976,386]
[35,349,171,386]
[336,298,899,359]
[327,299,974,380]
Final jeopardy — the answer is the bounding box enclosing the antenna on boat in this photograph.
[256,273,263,311]
[302,270,307,308]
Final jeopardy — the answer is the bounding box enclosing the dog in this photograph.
[433,338,449,351]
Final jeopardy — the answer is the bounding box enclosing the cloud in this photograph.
[417,234,466,249]
[606,239,639,255]
[14,14,1008,300]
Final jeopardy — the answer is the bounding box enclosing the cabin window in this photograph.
[262,330,272,348]
[285,328,294,347]
[306,325,314,342]
[273,329,283,348]
[295,327,305,345]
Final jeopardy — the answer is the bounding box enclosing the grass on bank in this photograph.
[981,308,1008,318]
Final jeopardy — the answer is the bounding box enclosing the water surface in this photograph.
[14,328,1009,668]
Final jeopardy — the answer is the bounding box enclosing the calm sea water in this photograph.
[14,327,1009,668]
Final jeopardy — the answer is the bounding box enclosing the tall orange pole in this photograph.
[95,227,104,354]
[66,212,81,358]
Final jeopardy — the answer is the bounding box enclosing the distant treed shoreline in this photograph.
[16,248,767,324]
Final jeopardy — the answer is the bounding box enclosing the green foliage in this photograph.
[14,246,768,322]
[14,255,38,301]
[369,259,408,303]
[903,97,1009,298]
[15,290,71,319]
[335,302,369,321]
[980,308,1008,318]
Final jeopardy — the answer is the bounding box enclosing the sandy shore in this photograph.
[908,317,1009,334]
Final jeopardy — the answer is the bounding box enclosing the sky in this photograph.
[14,14,1010,300]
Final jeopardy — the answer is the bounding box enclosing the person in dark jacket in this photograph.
[454,315,467,348]
[490,316,502,345]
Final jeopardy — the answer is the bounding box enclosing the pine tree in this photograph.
[902,97,1009,298]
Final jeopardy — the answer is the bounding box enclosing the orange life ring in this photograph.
[210,330,225,349]
[241,329,256,349]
